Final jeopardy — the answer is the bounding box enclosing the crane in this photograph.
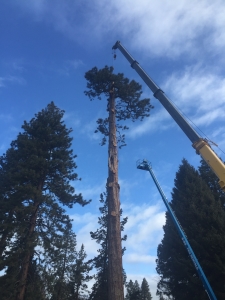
[137,159,217,300]
[112,41,225,191]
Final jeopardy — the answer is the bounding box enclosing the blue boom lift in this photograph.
[137,159,217,300]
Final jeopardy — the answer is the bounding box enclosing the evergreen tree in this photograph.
[158,292,168,300]
[199,158,225,207]
[140,278,152,300]
[69,244,92,300]
[156,159,225,300]
[44,221,78,300]
[125,280,141,300]
[85,66,153,300]
[89,191,127,300]
[0,102,90,300]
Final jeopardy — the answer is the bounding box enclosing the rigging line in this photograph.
[168,96,225,153]
[218,146,225,156]
[112,48,117,73]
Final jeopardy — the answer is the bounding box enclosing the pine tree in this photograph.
[156,159,225,299]
[199,158,225,207]
[89,191,127,300]
[125,280,141,300]
[0,102,90,300]
[140,278,152,300]
[85,66,153,300]
[43,221,78,300]
[69,244,92,300]
[158,292,168,300]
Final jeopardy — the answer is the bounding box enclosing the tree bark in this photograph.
[107,84,124,300]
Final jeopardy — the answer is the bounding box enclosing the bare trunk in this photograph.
[15,200,40,300]
[107,85,124,300]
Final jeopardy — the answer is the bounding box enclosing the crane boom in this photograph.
[137,159,217,300]
[112,41,225,191]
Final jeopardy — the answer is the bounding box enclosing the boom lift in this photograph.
[137,159,217,300]
[112,41,225,191]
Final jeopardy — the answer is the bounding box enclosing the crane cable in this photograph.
[168,97,225,157]
[112,48,117,73]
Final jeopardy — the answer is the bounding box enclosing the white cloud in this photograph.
[162,65,225,127]
[0,114,13,122]
[127,64,225,138]
[69,202,165,298]
[125,253,156,264]
[57,59,84,76]
[0,75,26,88]
[13,0,225,58]
[123,203,165,256]
[81,119,99,141]
[163,65,225,111]
[119,0,225,58]
[192,108,225,127]
[3,59,26,73]
[63,112,81,128]
[210,127,225,158]
[128,109,173,138]
[67,59,84,70]
[119,178,139,199]
[75,180,106,200]
[70,212,99,257]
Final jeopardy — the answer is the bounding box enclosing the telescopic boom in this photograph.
[113,41,225,191]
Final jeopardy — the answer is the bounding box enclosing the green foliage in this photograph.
[0,102,90,299]
[84,66,153,147]
[125,280,141,300]
[199,158,225,207]
[156,159,225,300]
[141,278,152,300]
[69,244,93,300]
[125,278,152,300]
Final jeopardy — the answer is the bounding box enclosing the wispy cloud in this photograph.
[128,109,173,138]
[123,203,165,254]
[70,212,99,257]
[125,253,156,264]
[63,112,81,128]
[75,180,106,200]
[0,75,26,88]
[0,114,13,122]
[163,65,225,126]
[127,63,225,138]
[57,59,84,76]
[2,59,26,73]
[68,196,165,299]
[210,127,225,157]
[116,0,225,58]
[13,0,225,59]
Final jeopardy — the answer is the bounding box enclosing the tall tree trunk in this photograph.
[107,84,124,300]
[15,200,40,300]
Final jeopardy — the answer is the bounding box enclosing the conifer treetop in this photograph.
[84,66,153,147]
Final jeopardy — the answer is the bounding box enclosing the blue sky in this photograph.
[1,1,225,298]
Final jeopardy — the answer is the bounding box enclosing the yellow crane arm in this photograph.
[193,139,225,191]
